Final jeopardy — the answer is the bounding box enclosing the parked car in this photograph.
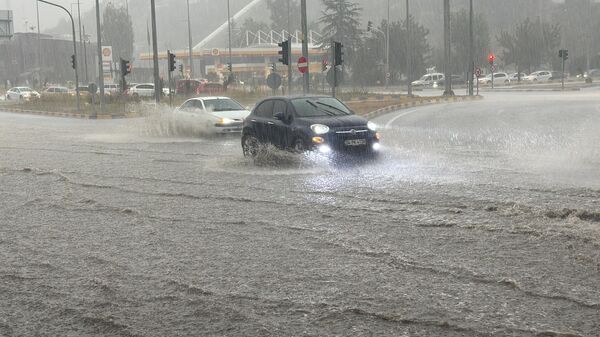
[104,83,120,96]
[523,71,552,82]
[433,74,464,87]
[196,82,224,95]
[174,96,251,134]
[241,96,381,159]
[478,72,509,85]
[5,87,40,101]
[43,86,70,96]
[176,79,207,96]
[411,73,445,87]
[127,83,157,98]
[508,72,528,83]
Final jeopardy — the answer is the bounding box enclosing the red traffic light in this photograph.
[488,53,495,64]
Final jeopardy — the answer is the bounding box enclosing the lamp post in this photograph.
[38,0,80,112]
[150,0,160,103]
[406,0,412,96]
[385,0,390,88]
[468,0,473,96]
[186,0,194,78]
[443,0,454,96]
[95,0,105,111]
[227,0,233,82]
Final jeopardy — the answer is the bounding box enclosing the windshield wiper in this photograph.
[315,101,350,115]
[305,100,335,116]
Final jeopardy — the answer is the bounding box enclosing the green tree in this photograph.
[353,17,430,85]
[449,9,490,74]
[101,3,134,62]
[318,0,363,65]
[497,18,560,73]
[266,0,301,32]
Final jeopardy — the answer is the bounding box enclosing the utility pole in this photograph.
[468,0,473,96]
[384,0,390,88]
[227,0,233,83]
[36,0,41,86]
[76,0,84,83]
[443,0,454,96]
[38,0,80,113]
[300,0,309,94]
[186,0,194,78]
[406,0,412,96]
[95,0,105,111]
[150,0,160,103]
[287,0,292,95]
[82,24,89,83]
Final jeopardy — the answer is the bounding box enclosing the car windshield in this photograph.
[18,88,32,92]
[291,97,353,117]
[203,98,244,112]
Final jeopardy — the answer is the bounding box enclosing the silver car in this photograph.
[173,96,251,134]
[5,87,40,101]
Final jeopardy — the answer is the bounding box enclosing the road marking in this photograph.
[384,109,417,129]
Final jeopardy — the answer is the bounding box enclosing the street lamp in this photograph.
[37,0,80,112]
[186,0,194,78]
[367,25,388,86]
[227,0,233,82]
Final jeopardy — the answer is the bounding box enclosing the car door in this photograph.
[9,88,18,99]
[269,100,293,149]
[249,100,274,143]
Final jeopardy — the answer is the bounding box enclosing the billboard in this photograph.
[101,46,113,82]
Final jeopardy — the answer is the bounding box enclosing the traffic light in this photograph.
[278,39,290,65]
[178,64,184,75]
[559,49,569,60]
[71,54,76,69]
[367,21,373,32]
[227,63,233,72]
[168,51,176,72]
[334,41,344,66]
[488,53,495,65]
[120,58,131,77]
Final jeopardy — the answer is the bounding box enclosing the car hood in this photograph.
[209,109,250,120]
[297,114,368,128]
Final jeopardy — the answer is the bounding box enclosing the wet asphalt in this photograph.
[1,90,599,336]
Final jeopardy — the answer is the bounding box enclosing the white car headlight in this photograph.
[367,121,377,131]
[217,117,235,125]
[310,124,330,135]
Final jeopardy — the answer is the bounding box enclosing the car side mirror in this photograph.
[274,111,284,121]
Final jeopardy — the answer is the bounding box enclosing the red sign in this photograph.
[297,56,308,73]
[488,53,495,64]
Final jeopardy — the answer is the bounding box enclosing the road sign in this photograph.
[386,72,391,79]
[326,66,343,87]
[475,67,482,78]
[266,73,282,89]
[297,56,308,73]
[490,65,496,73]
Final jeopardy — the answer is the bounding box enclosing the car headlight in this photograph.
[216,117,235,125]
[310,124,329,135]
[367,121,377,131]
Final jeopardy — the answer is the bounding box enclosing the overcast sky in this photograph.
[1,0,97,33]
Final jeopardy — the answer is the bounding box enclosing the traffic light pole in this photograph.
[468,0,474,96]
[38,0,80,113]
[561,55,565,91]
[150,0,160,104]
[331,40,336,98]
[406,0,412,96]
[287,0,293,95]
[94,0,104,113]
[443,0,454,96]
[301,0,309,94]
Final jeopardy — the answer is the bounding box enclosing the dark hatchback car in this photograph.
[241,96,381,158]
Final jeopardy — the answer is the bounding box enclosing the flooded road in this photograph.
[1,90,599,336]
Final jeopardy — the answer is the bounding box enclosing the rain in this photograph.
[1,0,599,336]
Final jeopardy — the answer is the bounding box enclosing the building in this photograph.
[0,32,97,89]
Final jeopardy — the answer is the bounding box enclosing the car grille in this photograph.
[331,126,370,150]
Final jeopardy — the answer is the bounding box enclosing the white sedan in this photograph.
[173,97,251,134]
[523,71,552,82]
[6,87,40,101]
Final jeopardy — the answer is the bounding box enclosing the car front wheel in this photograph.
[242,134,261,158]
[293,138,308,154]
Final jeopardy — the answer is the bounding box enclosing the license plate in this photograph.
[344,138,366,146]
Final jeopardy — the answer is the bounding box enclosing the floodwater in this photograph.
[1,90,599,336]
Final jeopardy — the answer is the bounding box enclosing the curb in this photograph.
[0,107,141,119]
[364,95,484,120]
[481,88,580,92]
